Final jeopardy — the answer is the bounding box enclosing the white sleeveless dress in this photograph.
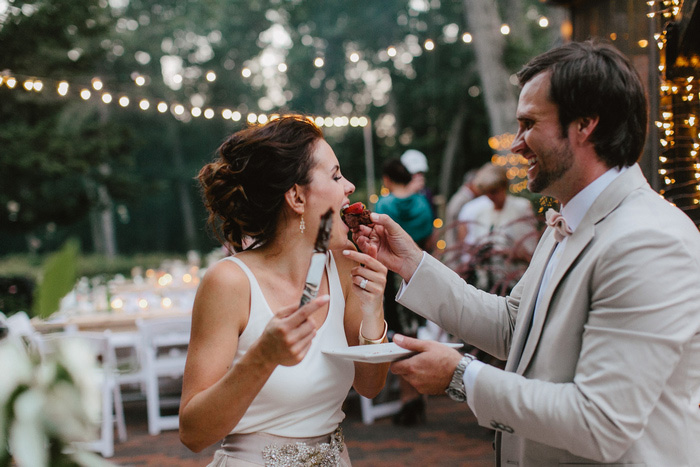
[207,252,355,466]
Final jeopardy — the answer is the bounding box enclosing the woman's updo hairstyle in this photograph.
[198,115,323,251]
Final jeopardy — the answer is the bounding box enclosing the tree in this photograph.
[1,0,562,256]
[463,0,517,138]
[0,0,135,254]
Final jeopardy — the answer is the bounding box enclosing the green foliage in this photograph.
[33,238,79,318]
[0,0,137,236]
[0,0,559,255]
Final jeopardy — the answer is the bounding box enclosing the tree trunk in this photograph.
[462,0,518,137]
[90,106,117,258]
[168,121,198,252]
[502,0,532,49]
[438,103,467,200]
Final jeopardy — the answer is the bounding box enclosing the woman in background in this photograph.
[180,115,388,466]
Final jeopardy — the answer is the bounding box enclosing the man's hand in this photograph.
[351,213,423,282]
[390,334,464,395]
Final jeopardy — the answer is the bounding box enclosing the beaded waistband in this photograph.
[220,427,345,466]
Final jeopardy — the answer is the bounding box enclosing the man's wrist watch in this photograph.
[445,354,476,402]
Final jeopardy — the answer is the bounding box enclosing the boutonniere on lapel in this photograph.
[545,209,573,243]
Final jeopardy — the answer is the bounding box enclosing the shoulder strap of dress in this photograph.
[326,251,345,303]
[221,256,260,295]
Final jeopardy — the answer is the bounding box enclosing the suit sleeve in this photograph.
[471,226,700,462]
[398,253,521,360]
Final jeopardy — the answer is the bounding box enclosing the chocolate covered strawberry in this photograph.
[341,202,373,231]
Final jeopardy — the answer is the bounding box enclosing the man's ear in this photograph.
[284,184,305,215]
[574,116,600,144]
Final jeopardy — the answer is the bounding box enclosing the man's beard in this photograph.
[528,142,574,195]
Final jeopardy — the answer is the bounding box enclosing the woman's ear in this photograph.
[284,183,306,215]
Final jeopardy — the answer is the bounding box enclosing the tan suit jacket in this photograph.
[399,165,700,465]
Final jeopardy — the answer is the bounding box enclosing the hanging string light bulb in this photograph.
[650,0,700,222]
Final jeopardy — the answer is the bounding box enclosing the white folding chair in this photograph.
[358,372,403,425]
[106,330,147,406]
[39,331,126,458]
[137,316,191,435]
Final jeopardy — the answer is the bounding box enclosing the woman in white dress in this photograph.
[180,115,389,466]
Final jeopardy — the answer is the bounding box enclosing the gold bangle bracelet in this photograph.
[359,320,388,345]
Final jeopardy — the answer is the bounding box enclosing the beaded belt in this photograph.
[219,427,346,466]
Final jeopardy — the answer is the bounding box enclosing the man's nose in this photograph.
[511,132,525,153]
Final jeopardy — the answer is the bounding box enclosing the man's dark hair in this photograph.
[382,158,413,185]
[517,40,648,168]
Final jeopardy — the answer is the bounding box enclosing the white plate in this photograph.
[322,342,463,363]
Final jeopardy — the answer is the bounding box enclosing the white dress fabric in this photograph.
[222,251,355,437]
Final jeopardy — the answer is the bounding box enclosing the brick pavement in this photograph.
[110,394,494,466]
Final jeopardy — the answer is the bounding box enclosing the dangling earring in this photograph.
[299,214,305,234]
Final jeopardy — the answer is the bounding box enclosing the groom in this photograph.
[352,41,700,465]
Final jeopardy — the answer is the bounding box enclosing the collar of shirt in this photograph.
[560,165,628,233]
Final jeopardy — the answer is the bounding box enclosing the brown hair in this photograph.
[197,115,323,251]
[474,163,508,193]
[516,40,647,168]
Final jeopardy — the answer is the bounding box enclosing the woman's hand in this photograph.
[342,249,387,318]
[259,295,330,367]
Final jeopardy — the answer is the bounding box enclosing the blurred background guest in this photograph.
[456,163,538,295]
[400,149,436,217]
[442,169,481,270]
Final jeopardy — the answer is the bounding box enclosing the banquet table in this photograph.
[31,308,192,333]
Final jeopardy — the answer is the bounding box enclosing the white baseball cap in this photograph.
[400,149,428,174]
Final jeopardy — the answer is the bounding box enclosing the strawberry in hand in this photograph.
[341,202,373,231]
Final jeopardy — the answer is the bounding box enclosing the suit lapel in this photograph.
[515,224,594,374]
[513,164,649,375]
[504,234,557,372]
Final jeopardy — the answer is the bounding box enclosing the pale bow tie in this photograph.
[545,209,573,243]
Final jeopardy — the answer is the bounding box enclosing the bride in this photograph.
[179,115,389,466]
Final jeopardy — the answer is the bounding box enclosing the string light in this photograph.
[57,81,70,96]
[651,0,700,220]
[0,12,556,135]
[0,70,370,127]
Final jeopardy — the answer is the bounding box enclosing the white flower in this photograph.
[9,389,48,467]
[44,382,97,442]
[55,339,103,423]
[0,338,34,400]
[0,337,113,466]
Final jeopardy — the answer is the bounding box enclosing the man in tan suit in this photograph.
[351,41,700,465]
